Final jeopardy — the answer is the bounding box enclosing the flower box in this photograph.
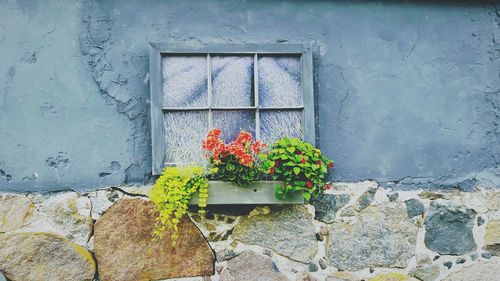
[189,181,304,205]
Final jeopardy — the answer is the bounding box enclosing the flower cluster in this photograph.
[260,137,334,201]
[202,129,266,186]
[202,129,266,167]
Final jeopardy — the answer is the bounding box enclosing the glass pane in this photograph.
[162,56,208,107]
[260,110,302,144]
[164,111,208,164]
[212,111,256,142]
[258,56,302,107]
[212,56,254,107]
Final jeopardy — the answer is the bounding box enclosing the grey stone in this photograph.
[308,262,318,272]
[220,250,287,281]
[319,258,328,270]
[0,272,6,281]
[477,216,485,226]
[404,198,425,218]
[263,249,273,257]
[215,265,224,274]
[443,259,500,281]
[424,204,476,255]
[232,206,317,263]
[296,272,318,281]
[354,187,377,211]
[0,232,95,281]
[469,253,478,261]
[443,261,453,269]
[326,202,418,271]
[418,192,444,200]
[456,257,466,264]
[409,265,440,281]
[216,248,238,262]
[311,194,350,223]
[387,191,399,202]
[481,251,492,259]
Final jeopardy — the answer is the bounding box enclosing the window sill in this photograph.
[190,181,304,205]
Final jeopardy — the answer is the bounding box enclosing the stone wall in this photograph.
[1,182,499,281]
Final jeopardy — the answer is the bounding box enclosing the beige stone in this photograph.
[0,195,36,232]
[369,272,418,281]
[220,250,287,281]
[94,198,214,281]
[0,232,95,281]
[443,258,500,281]
[485,219,500,256]
[487,192,500,210]
[326,271,358,281]
[40,192,93,245]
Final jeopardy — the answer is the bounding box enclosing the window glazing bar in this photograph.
[207,54,213,129]
[254,53,260,140]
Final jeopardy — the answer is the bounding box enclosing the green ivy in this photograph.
[261,137,334,201]
[149,165,210,245]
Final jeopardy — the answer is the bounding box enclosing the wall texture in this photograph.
[0,0,498,193]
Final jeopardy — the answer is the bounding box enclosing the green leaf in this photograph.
[286,146,296,153]
[303,192,311,201]
[293,167,301,175]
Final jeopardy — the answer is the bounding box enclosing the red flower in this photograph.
[274,161,279,167]
[301,158,306,164]
[269,167,275,175]
[317,160,322,166]
[296,150,302,155]
[236,131,252,144]
[306,181,313,189]
[251,141,266,153]
[325,184,332,190]
[328,162,334,168]
[208,128,222,138]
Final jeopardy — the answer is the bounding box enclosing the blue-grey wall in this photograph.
[0,0,498,193]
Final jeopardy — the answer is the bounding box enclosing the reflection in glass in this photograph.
[259,56,302,107]
[164,111,208,164]
[162,56,208,107]
[260,110,302,144]
[212,111,256,142]
[212,56,254,107]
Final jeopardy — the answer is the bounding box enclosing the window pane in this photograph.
[212,111,256,142]
[258,56,302,107]
[212,56,254,107]
[162,56,208,107]
[164,111,208,164]
[260,110,302,144]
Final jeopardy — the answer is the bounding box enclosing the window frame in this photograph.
[149,42,315,175]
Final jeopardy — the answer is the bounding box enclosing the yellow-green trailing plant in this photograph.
[149,165,210,245]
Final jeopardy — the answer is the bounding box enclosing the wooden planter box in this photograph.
[190,181,304,205]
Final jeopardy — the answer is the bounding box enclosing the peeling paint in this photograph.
[0,0,499,192]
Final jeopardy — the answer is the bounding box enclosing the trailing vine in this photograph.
[149,165,210,245]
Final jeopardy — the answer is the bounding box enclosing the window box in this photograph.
[189,181,304,205]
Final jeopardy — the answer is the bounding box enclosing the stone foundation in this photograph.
[0,181,499,281]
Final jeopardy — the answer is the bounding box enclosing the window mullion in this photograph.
[254,53,260,140]
[207,54,213,129]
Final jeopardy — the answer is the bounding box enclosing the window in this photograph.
[149,43,315,175]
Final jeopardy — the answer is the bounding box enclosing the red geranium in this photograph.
[202,129,267,167]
